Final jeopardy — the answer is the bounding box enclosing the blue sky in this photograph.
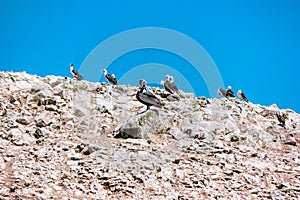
[0,1,299,112]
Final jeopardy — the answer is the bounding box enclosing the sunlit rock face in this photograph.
[0,71,299,199]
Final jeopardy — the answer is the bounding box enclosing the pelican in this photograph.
[136,79,163,111]
[169,76,180,94]
[162,75,174,94]
[69,63,83,80]
[217,88,227,97]
[237,90,249,102]
[102,69,118,85]
[226,86,235,97]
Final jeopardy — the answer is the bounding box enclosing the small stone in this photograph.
[211,174,221,180]
[24,181,31,187]
[231,135,240,142]
[34,128,44,139]
[16,118,30,125]
[223,171,234,176]
[172,159,180,164]
[114,127,142,139]
[44,98,56,105]
[284,138,297,146]
[36,119,47,127]
[45,105,57,111]
[277,182,289,189]
[10,185,17,192]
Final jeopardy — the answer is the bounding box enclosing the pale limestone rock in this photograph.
[0,71,299,199]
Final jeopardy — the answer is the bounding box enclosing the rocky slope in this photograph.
[0,71,299,199]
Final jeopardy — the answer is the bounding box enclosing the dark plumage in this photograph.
[226,86,235,97]
[103,69,118,85]
[237,90,249,102]
[69,64,83,81]
[136,79,163,111]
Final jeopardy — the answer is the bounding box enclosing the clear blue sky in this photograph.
[0,0,299,112]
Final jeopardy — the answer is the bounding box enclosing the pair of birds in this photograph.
[161,75,180,95]
[136,74,182,112]
[69,64,118,85]
[218,86,249,102]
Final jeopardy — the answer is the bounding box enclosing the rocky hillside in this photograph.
[0,71,299,199]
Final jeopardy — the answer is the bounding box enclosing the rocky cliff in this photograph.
[0,71,299,199]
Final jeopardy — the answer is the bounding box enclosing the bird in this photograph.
[217,88,227,97]
[169,76,180,95]
[136,79,163,111]
[69,63,83,81]
[276,112,287,128]
[226,86,235,97]
[162,75,174,94]
[102,69,118,85]
[237,90,249,102]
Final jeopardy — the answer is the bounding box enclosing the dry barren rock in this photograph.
[0,71,299,199]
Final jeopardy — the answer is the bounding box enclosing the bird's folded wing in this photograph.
[139,93,162,107]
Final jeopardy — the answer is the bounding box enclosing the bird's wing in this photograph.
[72,69,83,80]
[164,81,174,94]
[144,86,157,98]
[105,74,111,80]
[138,92,162,108]
[226,89,235,97]
[105,74,116,83]
[170,82,179,92]
[111,77,118,85]
[241,93,248,102]
[72,69,79,76]
[77,73,83,80]
[218,88,227,97]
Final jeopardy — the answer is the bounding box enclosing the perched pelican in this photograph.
[226,86,235,97]
[102,69,118,85]
[217,88,227,97]
[136,79,163,111]
[162,75,174,94]
[169,76,180,95]
[237,90,249,102]
[69,63,83,80]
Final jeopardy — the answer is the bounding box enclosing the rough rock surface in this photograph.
[0,71,300,199]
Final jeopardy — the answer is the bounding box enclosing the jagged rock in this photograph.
[0,71,300,199]
[114,126,142,139]
[167,94,180,101]
[35,119,47,127]
[30,83,52,94]
[45,105,57,111]
[7,128,34,146]
[33,127,53,139]
[75,143,101,155]
[114,110,165,139]
[169,127,185,140]
[0,109,7,117]
[73,106,89,118]
[230,135,240,142]
[34,128,44,139]
[16,117,30,125]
